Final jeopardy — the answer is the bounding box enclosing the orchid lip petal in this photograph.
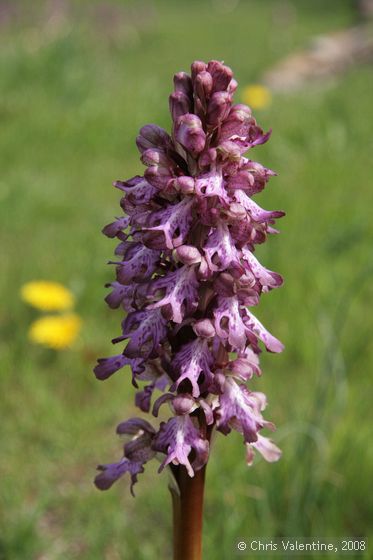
[146,265,199,324]
[171,338,214,398]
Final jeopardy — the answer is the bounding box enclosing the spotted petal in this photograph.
[171,338,214,397]
[144,198,194,249]
[147,265,199,323]
[213,295,247,351]
[195,171,229,203]
[217,377,272,443]
[241,247,283,292]
[104,282,136,310]
[114,243,160,284]
[114,309,168,359]
[114,176,158,207]
[203,223,241,271]
[95,418,156,495]
[243,309,284,353]
[233,189,285,223]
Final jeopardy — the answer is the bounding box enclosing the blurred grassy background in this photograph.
[1,0,372,558]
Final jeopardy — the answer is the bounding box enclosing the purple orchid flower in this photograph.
[94,60,284,499]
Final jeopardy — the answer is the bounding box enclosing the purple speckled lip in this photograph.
[94,59,284,494]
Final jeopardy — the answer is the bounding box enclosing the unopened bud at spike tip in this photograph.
[169,91,192,122]
[173,71,193,97]
[191,60,207,81]
[206,91,232,127]
[207,59,234,92]
[174,113,206,156]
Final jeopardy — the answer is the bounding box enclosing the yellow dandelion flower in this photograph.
[28,313,82,350]
[20,281,75,311]
[242,84,272,110]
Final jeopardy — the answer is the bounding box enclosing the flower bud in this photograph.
[144,165,173,189]
[141,148,170,167]
[223,202,247,221]
[228,78,238,94]
[169,91,192,122]
[193,318,216,338]
[206,91,232,127]
[191,60,207,81]
[219,104,254,141]
[136,124,171,154]
[175,175,195,194]
[173,71,193,97]
[199,148,217,168]
[214,272,236,297]
[194,71,213,106]
[228,353,261,380]
[217,140,241,161]
[175,113,206,156]
[175,245,201,265]
[207,60,233,92]
[172,394,196,415]
[193,97,205,121]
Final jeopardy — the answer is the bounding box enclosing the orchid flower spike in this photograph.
[94,59,284,494]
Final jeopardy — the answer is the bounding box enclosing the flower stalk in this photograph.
[93,59,284,559]
[171,463,206,560]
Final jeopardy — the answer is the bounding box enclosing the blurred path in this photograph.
[263,1,373,92]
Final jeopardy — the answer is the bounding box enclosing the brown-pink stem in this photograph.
[171,464,206,560]
[170,414,213,560]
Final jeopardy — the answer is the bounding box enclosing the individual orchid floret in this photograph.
[216,377,273,443]
[147,264,199,323]
[115,309,168,359]
[170,338,214,397]
[95,419,156,495]
[169,91,192,121]
[207,60,233,91]
[206,91,232,127]
[144,198,194,249]
[94,59,284,505]
[173,71,193,96]
[136,124,172,154]
[153,415,209,477]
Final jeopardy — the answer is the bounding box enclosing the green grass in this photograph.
[1,1,372,558]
